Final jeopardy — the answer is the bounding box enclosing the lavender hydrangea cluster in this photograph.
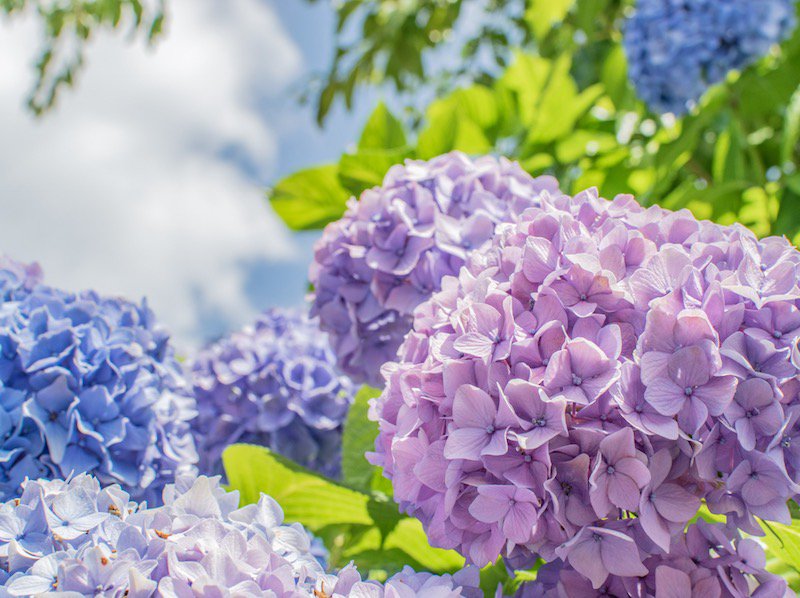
[190,308,355,478]
[310,151,561,386]
[0,256,42,302]
[519,520,789,597]
[624,0,796,114]
[0,474,482,597]
[0,285,197,504]
[371,185,800,593]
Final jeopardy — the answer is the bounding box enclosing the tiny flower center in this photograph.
[561,482,572,495]
[592,533,603,543]
[572,374,583,386]
[684,386,693,396]
[746,408,760,418]
[774,331,783,339]
[486,425,495,434]
[579,293,588,301]
[750,472,759,481]
[523,454,532,463]
[533,417,547,428]
[606,465,616,475]
[782,435,792,448]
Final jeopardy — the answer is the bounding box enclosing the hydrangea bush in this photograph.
[371,186,800,592]
[190,308,354,478]
[0,474,481,597]
[0,285,197,504]
[310,151,561,386]
[624,0,796,114]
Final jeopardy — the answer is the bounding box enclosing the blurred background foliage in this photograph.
[1,0,164,114]
[276,0,800,245]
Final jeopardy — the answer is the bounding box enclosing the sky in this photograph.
[0,0,376,350]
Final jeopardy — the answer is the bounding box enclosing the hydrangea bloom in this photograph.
[516,520,789,597]
[0,285,197,504]
[624,0,796,114]
[0,256,42,302]
[0,474,482,597]
[190,308,355,478]
[371,183,800,593]
[310,151,561,385]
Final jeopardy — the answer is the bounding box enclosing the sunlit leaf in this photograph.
[268,165,350,230]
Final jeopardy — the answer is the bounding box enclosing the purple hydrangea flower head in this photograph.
[371,177,800,591]
[190,308,355,478]
[310,151,562,385]
[624,0,796,114]
[519,521,787,597]
[0,285,197,504]
[0,474,482,597]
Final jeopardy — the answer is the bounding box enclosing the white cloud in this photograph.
[0,0,304,349]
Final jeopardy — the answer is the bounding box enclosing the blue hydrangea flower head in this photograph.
[0,285,197,504]
[190,307,355,478]
[624,0,797,114]
[0,256,42,302]
[0,474,481,597]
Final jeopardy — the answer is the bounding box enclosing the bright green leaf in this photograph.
[223,444,373,528]
[525,0,575,40]
[338,148,412,195]
[223,444,463,575]
[761,519,800,585]
[342,385,383,493]
[358,102,407,151]
[380,517,465,572]
[499,53,552,125]
[268,165,350,231]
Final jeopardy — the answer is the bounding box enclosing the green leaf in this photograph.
[268,165,350,230]
[712,119,747,185]
[782,84,800,165]
[358,102,407,151]
[341,385,383,493]
[555,130,617,163]
[601,45,630,109]
[417,110,493,159]
[760,519,800,584]
[773,178,800,239]
[379,517,464,572]
[223,444,373,528]
[480,559,511,595]
[222,444,464,575]
[522,54,603,147]
[416,85,500,159]
[499,53,551,126]
[525,0,575,40]
[338,148,412,195]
